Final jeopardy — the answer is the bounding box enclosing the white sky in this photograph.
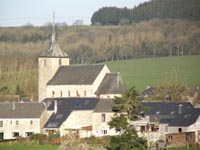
[0,0,149,27]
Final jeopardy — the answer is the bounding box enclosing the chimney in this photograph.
[12,102,16,111]
[178,104,183,114]
[54,100,57,114]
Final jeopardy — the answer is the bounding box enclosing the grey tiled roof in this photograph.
[142,102,193,116]
[47,64,105,85]
[168,108,200,126]
[94,99,114,113]
[0,102,45,118]
[95,73,127,95]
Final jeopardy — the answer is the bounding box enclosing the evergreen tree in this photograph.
[107,87,146,150]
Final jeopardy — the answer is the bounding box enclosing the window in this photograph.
[0,121,3,127]
[26,132,33,137]
[168,135,173,140]
[76,90,79,97]
[140,126,145,132]
[52,91,55,97]
[84,90,86,97]
[178,128,182,133]
[12,132,19,137]
[60,91,62,97]
[10,120,12,124]
[16,120,19,125]
[44,59,46,66]
[101,130,107,135]
[30,120,33,125]
[68,90,70,97]
[59,59,62,65]
[101,114,106,122]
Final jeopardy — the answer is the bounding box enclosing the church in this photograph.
[38,23,127,102]
[38,24,127,137]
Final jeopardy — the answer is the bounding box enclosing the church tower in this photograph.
[38,13,69,102]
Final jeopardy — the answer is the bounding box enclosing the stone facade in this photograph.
[45,65,110,99]
[38,57,69,102]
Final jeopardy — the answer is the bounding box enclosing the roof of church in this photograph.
[40,24,68,58]
[95,73,127,95]
[0,102,45,118]
[47,64,105,85]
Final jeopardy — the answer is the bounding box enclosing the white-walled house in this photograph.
[43,97,100,138]
[0,102,47,140]
[92,99,118,137]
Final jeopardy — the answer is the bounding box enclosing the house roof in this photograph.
[94,99,114,113]
[44,111,71,128]
[168,108,200,127]
[47,64,105,85]
[43,97,100,128]
[95,73,127,95]
[141,102,193,116]
[0,102,45,118]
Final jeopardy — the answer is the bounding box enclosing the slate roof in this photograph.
[0,102,45,118]
[168,108,200,127]
[95,73,127,95]
[43,97,99,128]
[94,99,114,113]
[47,64,105,85]
[141,102,193,116]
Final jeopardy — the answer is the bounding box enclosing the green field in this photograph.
[0,143,59,150]
[106,55,200,92]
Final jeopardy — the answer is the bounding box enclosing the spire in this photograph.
[40,12,68,58]
[49,11,56,50]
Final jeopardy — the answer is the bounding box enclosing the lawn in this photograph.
[168,146,200,150]
[0,143,59,150]
[106,55,200,92]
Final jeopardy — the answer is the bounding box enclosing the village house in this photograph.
[0,102,47,140]
[43,97,99,138]
[129,102,200,147]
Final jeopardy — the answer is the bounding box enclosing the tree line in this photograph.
[91,0,200,25]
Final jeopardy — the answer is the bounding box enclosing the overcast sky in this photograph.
[0,0,149,27]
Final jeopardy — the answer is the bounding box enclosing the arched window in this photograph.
[60,91,62,97]
[52,91,55,97]
[59,59,62,65]
[44,59,46,66]
[76,90,79,97]
[68,90,70,97]
[84,90,86,97]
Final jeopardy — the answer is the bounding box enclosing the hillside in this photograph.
[91,0,200,25]
[106,55,200,92]
[0,19,199,98]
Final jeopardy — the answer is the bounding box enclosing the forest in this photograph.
[91,0,200,25]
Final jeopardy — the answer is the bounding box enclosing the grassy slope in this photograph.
[106,55,200,92]
[0,143,59,150]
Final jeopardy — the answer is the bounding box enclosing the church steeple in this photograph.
[40,12,68,58]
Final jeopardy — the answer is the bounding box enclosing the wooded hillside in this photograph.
[0,19,199,100]
[91,0,200,25]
